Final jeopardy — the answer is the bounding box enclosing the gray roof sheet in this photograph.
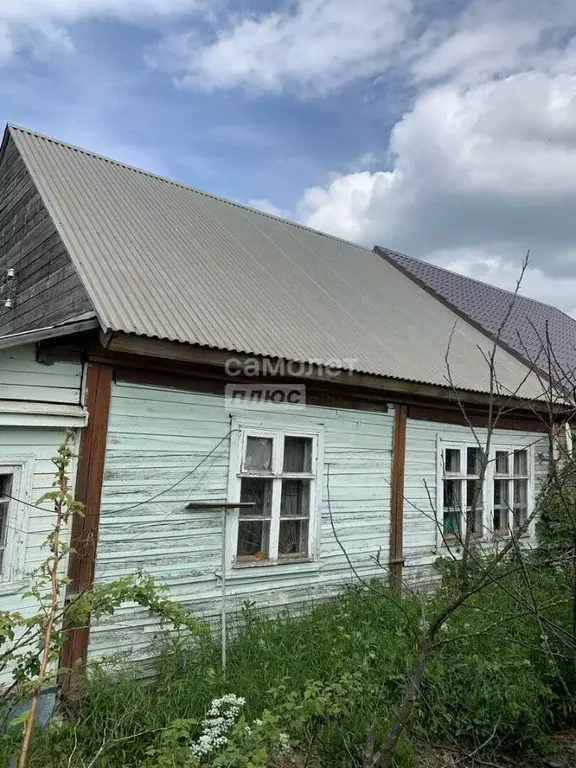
[378,247,576,387]
[7,125,547,399]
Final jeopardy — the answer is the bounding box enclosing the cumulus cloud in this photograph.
[153,0,413,94]
[297,1,576,312]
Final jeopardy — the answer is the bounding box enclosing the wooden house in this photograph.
[0,125,566,678]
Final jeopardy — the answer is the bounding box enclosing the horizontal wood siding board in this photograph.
[0,344,83,405]
[87,381,394,665]
[0,136,94,336]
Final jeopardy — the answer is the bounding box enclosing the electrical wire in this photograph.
[2,430,239,541]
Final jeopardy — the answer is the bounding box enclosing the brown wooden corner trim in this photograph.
[60,362,113,695]
[389,404,407,586]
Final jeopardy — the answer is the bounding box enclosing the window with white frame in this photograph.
[234,430,317,563]
[439,443,532,540]
[493,449,529,533]
[441,445,484,538]
[0,468,19,581]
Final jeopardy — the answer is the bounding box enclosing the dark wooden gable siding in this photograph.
[0,135,93,337]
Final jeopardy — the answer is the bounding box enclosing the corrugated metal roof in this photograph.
[378,247,576,387]
[7,125,546,398]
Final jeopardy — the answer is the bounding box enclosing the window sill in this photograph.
[227,558,322,580]
[441,533,483,546]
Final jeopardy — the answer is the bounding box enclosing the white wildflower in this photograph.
[277,732,290,755]
[190,693,245,756]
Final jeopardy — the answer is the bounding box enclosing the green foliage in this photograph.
[4,561,575,767]
[4,459,576,766]
[536,482,576,555]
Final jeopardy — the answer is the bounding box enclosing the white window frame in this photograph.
[490,445,534,537]
[0,457,33,584]
[435,438,535,547]
[227,422,322,567]
[438,442,485,542]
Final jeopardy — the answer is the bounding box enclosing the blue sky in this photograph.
[0,5,403,209]
[2,1,576,314]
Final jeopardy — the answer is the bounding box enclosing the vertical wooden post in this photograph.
[60,362,113,695]
[389,404,407,588]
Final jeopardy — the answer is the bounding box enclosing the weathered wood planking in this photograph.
[87,381,395,665]
[0,135,93,336]
[0,344,82,404]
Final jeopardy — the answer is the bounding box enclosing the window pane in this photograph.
[494,479,508,506]
[443,479,461,510]
[495,451,509,475]
[466,480,483,534]
[0,501,8,548]
[244,437,273,472]
[239,478,273,516]
[513,479,528,506]
[444,449,460,474]
[283,437,312,473]
[467,447,482,476]
[493,506,508,532]
[513,450,528,476]
[443,509,460,535]
[278,519,309,558]
[466,479,483,508]
[0,473,12,503]
[0,475,12,578]
[280,480,310,517]
[237,520,270,559]
[512,507,528,530]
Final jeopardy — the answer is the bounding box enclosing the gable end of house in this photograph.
[0,131,94,338]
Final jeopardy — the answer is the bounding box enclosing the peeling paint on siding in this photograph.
[88,382,395,665]
[0,344,82,404]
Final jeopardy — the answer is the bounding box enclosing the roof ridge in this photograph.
[7,123,374,255]
[379,246,576,321]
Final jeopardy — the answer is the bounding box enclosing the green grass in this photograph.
[1,557,575,767]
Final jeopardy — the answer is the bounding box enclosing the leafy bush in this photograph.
[2,556,574,767]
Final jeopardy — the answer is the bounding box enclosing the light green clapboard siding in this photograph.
[88,382,394,663]
[0,426,80,685]
[402,418,550,577]
[0,344,82,404]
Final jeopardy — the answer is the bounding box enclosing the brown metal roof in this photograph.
[6,125,548,398]
[378,246,576,387]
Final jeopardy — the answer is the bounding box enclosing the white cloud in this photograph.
[296,1,576,312]
[153,0,414,94]
[0,0,207,63]
[248,198,292,218]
